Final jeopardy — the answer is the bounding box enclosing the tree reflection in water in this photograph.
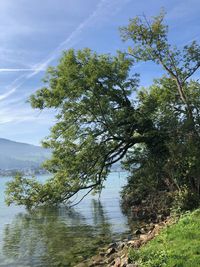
[2,200,113,267]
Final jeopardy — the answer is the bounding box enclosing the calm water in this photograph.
[0,173,130,267]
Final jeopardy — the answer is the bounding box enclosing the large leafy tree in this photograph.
[6,12,200,208]
[120,11,200,196]
[6,49,157,208]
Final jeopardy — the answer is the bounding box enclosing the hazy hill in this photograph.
[0,138,51,170]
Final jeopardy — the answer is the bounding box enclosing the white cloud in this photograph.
[0,104,54,125]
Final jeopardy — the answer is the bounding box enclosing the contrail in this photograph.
[0,0,131,101]
[27,0,111,78]
[0,88,16,100]
[0,68,45,72]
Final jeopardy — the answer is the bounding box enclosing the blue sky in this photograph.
[0,0,200,145]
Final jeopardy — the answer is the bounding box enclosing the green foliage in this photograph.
[121,77,200,210]
[120,10,200,208]
[6,12,200,208]
[5,173,43,209]
[121,144,168,207]
[120,11,200,84]
[172,186,200,214]
[129,209,200,266]
[7,49,157,207]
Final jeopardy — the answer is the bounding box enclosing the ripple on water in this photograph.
[0,172,130,267]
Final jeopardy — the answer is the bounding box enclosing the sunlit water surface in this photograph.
[0,173,130,266]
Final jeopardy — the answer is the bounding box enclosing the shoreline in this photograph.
[74,215,175,267]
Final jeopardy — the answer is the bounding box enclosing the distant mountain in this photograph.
[0,138,51,171]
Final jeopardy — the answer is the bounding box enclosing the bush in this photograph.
[172,185,200,214]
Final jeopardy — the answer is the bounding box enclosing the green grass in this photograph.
[129,209,200,267]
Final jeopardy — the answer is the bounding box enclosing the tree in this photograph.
[120,11,200,195]
[6,12,200,209]
[120,11,200,135]
[121,77,200,211]
[6,49,157,208]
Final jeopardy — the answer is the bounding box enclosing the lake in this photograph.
[0,172,131,267]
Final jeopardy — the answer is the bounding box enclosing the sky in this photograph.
[0,0,200,145]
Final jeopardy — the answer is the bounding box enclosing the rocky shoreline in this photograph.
[75,216,175,267]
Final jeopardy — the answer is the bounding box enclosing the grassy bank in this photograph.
[129,209,200,267]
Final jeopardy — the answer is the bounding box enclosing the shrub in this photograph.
[172,185,200,214]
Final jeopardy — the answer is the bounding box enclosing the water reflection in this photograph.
[1,200,114,267]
